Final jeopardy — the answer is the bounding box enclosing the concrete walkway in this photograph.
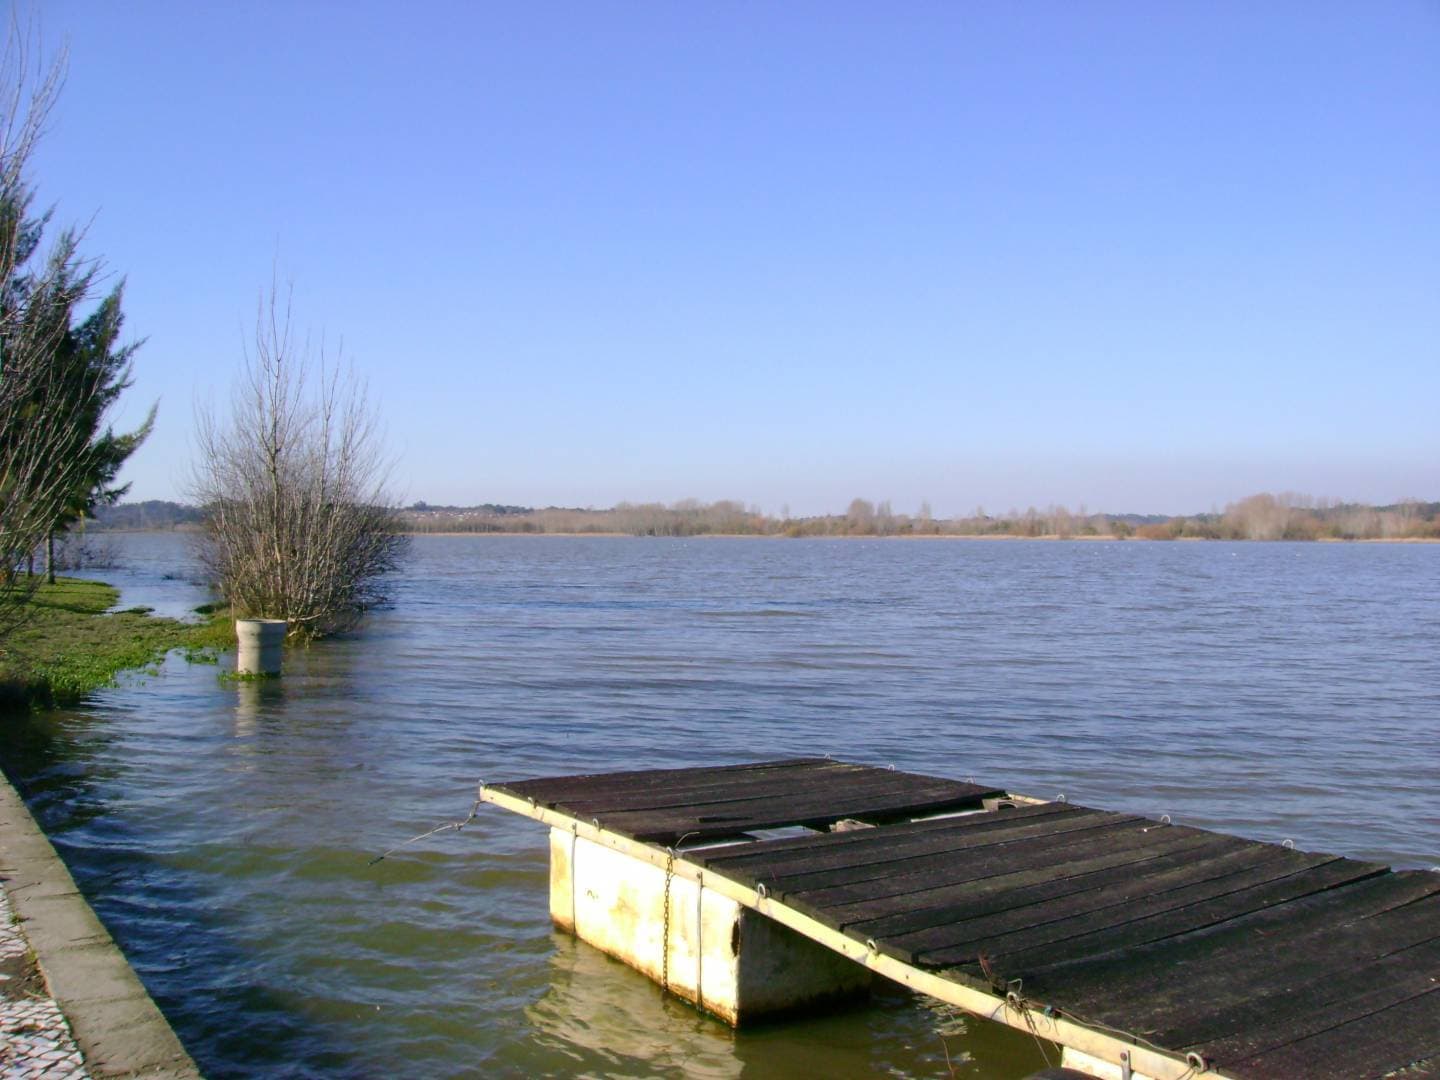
[0,775,199,1079]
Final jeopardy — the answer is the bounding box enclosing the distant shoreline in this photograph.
[87,526,1440,543]
[398,531,1440,543]
[90,495,1440,543]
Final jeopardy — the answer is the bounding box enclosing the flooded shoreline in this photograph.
[4,533,1436,1077]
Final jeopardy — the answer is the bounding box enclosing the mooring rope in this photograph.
[368,781,485,866]
[1006,988,1208,1076]
[980,951,1215,1076]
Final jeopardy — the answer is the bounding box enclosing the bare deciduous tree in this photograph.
[191,284,406,638]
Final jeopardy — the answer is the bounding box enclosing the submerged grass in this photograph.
[0,577,232,710]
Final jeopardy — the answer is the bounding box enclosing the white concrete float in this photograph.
[547,827,871,1025]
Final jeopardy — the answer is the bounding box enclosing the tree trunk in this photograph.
[45,530,55,585]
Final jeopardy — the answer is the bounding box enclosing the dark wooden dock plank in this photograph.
[528,759,872,806]
[779,824,1229,955]
[762,813,1148,893]
[939,856,1384,971]
[494,761,1003,844]
[1038,882,1440,1048]
[882,843,1319,962]
[689,800,1082,870]
[835,831,1241,938]
[822,833,1266,964]
[1012,870,1440,1010]
[1227,984,1440,1080]
[498,758,851,805]
[598,781,1001,843]
[912,848,1353,967]
[1004,885,1440,1072]
[501,760,999,808]
[698,806,1114,887]
[780,818,1175,910]
[1169,931,1440,1058]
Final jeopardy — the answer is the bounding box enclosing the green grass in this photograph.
[0,577,233,710]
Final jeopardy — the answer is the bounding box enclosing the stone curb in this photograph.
[0,772,201,1079]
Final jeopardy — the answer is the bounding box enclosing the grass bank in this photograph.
[0,577,231,710]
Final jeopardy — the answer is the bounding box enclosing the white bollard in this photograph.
[235,619,287,676]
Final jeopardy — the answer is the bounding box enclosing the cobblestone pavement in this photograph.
[0,887,89,1079]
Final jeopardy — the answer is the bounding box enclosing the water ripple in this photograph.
[3,533,1437,1078]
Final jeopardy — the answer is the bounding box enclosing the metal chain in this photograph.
[661,848,675,994]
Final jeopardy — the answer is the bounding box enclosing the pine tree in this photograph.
[0,32,152,629]
[0,187,99,609]
[41,284,155,582]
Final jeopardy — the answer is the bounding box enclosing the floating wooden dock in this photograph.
[481,758,1440,1080]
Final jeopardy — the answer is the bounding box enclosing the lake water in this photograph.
[3,533,1437,1078]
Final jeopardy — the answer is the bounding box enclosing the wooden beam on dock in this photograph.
[482,759,1440,1080]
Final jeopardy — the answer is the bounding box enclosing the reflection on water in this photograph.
[1,532,1437,1078]
[526,936,1051,1079]
[233,677,285,739]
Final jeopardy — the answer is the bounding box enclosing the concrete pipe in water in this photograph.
[235,619,287,676]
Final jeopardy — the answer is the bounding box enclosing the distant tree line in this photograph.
[90,500,204,530]
[1128,493,1440,542]
[90,493,1440,542]
[374,493,1440,541]
[396,499,767,536]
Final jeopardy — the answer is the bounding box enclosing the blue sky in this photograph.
[31,2,1440,516]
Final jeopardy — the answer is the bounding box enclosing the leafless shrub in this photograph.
[190,283,406,638]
